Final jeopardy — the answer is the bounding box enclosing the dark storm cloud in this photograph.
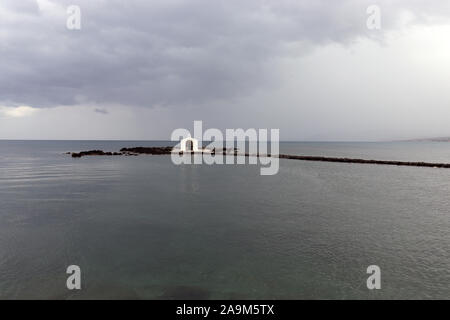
[0,0,449,109]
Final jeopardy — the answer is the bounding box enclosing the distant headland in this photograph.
[403,137,450,142]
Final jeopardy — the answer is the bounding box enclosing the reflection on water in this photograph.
[0,141,449,299]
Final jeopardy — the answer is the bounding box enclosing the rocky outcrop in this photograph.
[71,147,174,158]
[120,147,173,155]
[71,150,122,158]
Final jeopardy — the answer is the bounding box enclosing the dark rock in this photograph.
[275,154,450,168]
[71,150,122,158]
[120,147,173,155]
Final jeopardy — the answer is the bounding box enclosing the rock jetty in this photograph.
[69,146,450,168]
[276,154,450,168]
[71,150,123,158]
[120,147,174,155]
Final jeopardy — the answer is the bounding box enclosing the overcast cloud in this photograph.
[1,0,450,140]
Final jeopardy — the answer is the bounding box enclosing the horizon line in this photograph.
[0,138,447,143]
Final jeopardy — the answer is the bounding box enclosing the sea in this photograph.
[0,140,449,299]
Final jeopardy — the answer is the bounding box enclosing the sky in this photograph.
[1,0,450,141]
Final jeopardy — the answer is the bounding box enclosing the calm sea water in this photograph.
[0,140,449,299]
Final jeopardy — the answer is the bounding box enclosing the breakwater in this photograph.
[69,147,450,168]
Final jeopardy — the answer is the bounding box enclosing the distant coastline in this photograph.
[402,137,450,142]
